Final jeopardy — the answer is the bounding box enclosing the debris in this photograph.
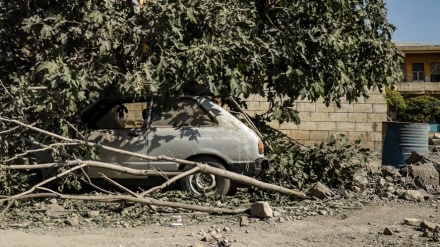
[383,227,393,235]
[366,160,381,174]
[400,190,425,202]
[308,182,335,199]
[433,226,440,242]
[352,173,369,190]
[250,201,273,218]
[403,218,423,227]
[87,210,100,218]
[66,217,79,226]
[48,199,57,204]
[411,163,440,188]
[239,216,249,227]
[381,166,401,177]
[223,226,230,232]
[421,220,438,231]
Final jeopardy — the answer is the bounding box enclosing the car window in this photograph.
[95,102,147,129]
[151,100,214,127]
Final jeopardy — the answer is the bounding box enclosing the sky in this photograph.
[385,0,440,45]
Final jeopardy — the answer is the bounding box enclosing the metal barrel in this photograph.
[382,122,429,167]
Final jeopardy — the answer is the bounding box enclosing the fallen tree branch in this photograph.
[3,193,248,215]
[0,117,308,199]
[100,173,139,198]
[140,166,201,196]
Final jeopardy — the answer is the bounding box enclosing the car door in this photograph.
[146,99,216,171]
[87,101,150,178]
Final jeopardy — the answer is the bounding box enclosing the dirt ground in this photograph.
[1,201,440,247]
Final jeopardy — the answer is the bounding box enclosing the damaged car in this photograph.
[74,96,268,195]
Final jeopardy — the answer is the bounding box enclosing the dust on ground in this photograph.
[1,200,440,247]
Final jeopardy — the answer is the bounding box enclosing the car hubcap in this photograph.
[190,173,217,194]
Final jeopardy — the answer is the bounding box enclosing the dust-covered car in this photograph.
[78,96,268,195]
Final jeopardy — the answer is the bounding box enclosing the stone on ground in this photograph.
[381,166,401,177]
[410,163,439,188]
[383,227,393,235]
[308,182,335,199]
[250,201,273,218]
[401,190,425,202]
[239,216,249,227]
[403,218,423,227]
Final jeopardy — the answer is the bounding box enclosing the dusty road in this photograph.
[1,202,440,247]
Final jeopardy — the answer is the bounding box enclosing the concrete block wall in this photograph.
[243,90,387,150]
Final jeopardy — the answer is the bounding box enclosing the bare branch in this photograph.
[140,166,200,196]
[3,193,248,215]
[99,173,138,198]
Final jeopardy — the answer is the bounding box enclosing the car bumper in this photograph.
[229,158,269,177]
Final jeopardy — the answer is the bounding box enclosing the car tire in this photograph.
[180,157,231,196]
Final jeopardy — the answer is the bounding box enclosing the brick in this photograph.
[364,94,386,104]
[318,121,337,131]
[369,132,383,142]
[356,123,376,132]
[353,104,373,113]
[348,132,369,141]
[336,122,356,131]
[268,121,279,129]
[348,113,368,122]
[316,102,335,112]
[373,104,387,113]
[298,112,311,121]
[290,130,310,140]
[259,102,271,111]
[329,113,349,122]
[244,110,255,117]
[278,129,290,136]
[296,102,316,112]
[362,141,375,150]
[335,103,354,113]
[368,113,387,122]
[310,131,330,141]
[310,112,330,122]
[245,101,260,110]
[279,121,299,130]
[374,142,382,151]
[298,121,318,130]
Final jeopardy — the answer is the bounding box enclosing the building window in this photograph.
[412,63,425,82]
[400,63,407,82]
[431,62,440,82]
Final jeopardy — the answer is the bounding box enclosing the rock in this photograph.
[421,221,439,231]
[411,163,440,188]
[45,203,67,217]
[401,190,425,202]
[87,210,100,218]
[49,198,58,204]
[433,133,440,139]
[383,227,393,235]
[382,166,401,177]
[352,174,369,189]
[208,230,222,241]
[223,226,230,232]
[273,211,282,217]
[201,234,215,243]
[308,182,335,199]
[404,218,423,227]
[366,160,381,174]
[239,216,249,227]
[278,217,286,223]
[66,217,79,226]
[250,201,273,218]
[423,229,433,238]
[379,178,387,186]
[433,226,440,242]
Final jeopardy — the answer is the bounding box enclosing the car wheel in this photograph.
[180,157,231,196]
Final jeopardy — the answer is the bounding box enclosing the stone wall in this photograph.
[243,90,387,150]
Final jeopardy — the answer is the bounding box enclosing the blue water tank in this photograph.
[382,122,429,167]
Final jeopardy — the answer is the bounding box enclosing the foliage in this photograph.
[401,95,440,123]
[256,125,369,191]
[385,87,406,121]
[0,0,400,192]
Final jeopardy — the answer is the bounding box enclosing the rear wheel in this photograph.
[180,157,230,196]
